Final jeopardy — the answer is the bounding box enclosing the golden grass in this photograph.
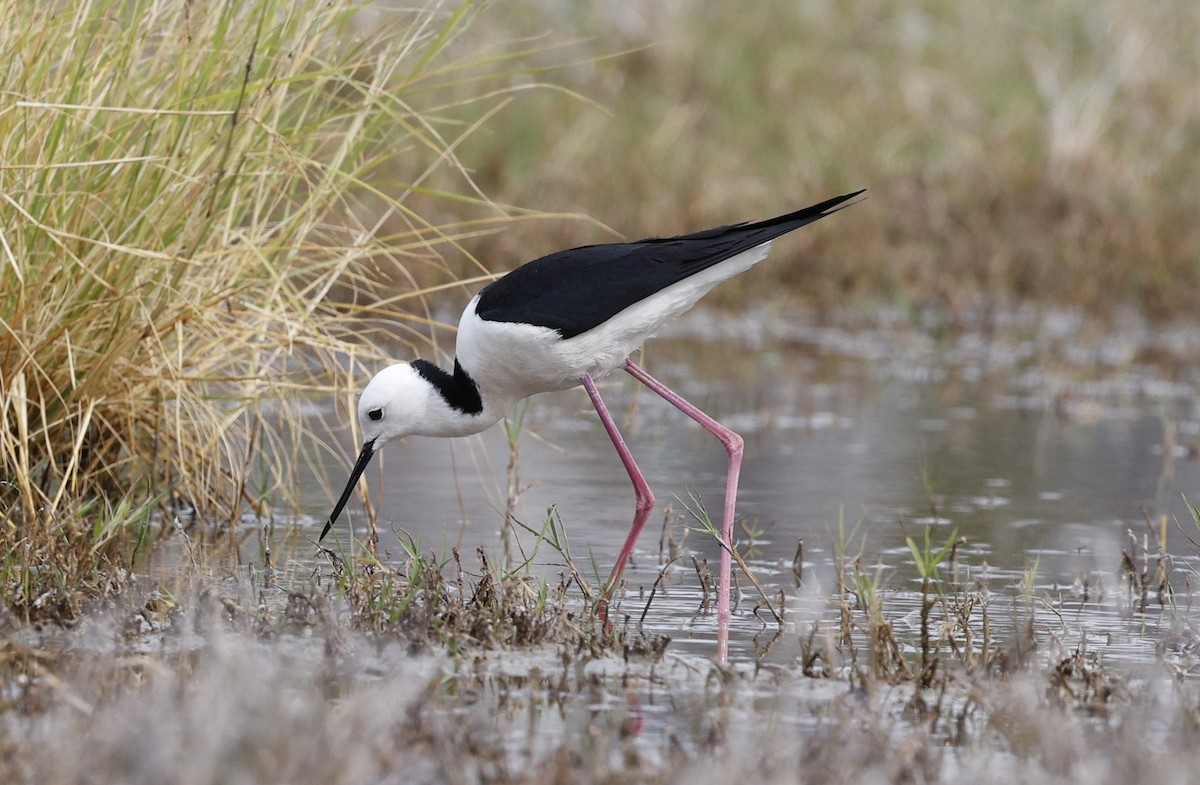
[0,0,555,541]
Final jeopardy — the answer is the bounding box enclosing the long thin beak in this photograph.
[319,439,377,543]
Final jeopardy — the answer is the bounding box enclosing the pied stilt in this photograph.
[321,190,863,661]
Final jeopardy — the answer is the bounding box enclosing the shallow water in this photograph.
[288,308,1200,663]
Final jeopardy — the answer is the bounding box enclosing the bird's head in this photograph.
[319,362,435,542]
[356,362,436,450]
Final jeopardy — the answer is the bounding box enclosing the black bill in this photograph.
[318,439,377,542]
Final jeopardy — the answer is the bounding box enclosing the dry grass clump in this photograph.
[317,541,629,656]
[0,0,576,615]
[0,0,473,528]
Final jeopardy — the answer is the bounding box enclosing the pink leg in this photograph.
[582,374,656,611]
[623,359,742,664]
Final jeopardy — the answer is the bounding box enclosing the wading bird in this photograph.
[321,190,862,661]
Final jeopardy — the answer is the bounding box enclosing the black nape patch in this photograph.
[412,359,483,416]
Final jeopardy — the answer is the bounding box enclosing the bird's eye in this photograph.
[367,408,384,421]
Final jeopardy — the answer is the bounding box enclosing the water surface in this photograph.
[295,308,1200,661]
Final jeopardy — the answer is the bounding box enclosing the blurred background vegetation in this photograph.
[399,0,1200,319]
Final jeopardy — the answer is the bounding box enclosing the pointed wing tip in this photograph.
[831,188,867,206]
[814,189,868,217]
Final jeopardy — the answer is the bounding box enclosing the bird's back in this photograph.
[474,190,863,340]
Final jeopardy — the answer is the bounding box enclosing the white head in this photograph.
[356,362,439,449]
[318,362,435,542]
[319,361,495,543]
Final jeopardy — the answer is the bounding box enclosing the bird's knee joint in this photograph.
[636,489,656,512]
[723,431,744,455]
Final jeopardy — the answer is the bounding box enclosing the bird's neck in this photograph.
[410,358,506,437]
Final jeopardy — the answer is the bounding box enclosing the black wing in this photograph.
[474,190,863,339]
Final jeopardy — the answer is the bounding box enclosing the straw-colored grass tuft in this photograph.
[0,0,537,543]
